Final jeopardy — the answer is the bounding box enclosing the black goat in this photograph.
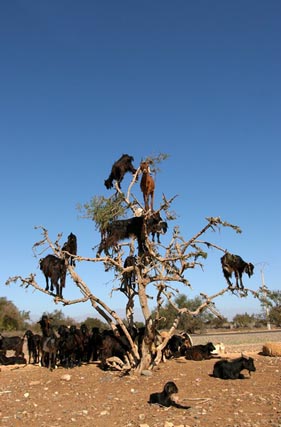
[62,232,77,266]
[0,353,27,365]
[80,323,91,362]
[148,381,190,409]
[97,212,167,257]
[87,327,103,362]
[104,154,137,190]
[122,255,137,291]
[0,334,24,357]
[151,221,168,243]
[38,314,59,370]
[221,252,254,290]
[57,325,84,368]
[98,330,130,370]
[212,355,256,379]
[39,254,67,298]
[24,330,41,364]
[184,342,216,361]
[163,333,192,360]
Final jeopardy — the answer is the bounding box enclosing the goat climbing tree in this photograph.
[6,154,263,372]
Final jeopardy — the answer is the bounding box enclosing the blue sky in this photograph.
[1,1,280,323]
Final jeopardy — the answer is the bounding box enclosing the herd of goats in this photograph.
[0,313,256,387]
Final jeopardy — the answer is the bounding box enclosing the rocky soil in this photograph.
[1,337,281,427]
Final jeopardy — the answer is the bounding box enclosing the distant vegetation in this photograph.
[1,291,280,333]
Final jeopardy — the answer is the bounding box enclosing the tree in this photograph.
[266,290,281,327]
[152,294,216,333]
[83,317,108,331]
[0,297,30,331]
[5,154,263,372]
[232,312,256,328]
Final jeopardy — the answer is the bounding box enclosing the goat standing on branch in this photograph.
[104,154,137,190]
[62,232,77,266]
[39,254,66,298]
[140,160,155,211]
[221,252,254,290]
[122,255,137,291]
[96,212,167,257]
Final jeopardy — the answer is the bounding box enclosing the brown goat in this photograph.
[140,161,155,211]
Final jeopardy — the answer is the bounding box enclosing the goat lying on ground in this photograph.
[62,232,77,266]
[262,342,281,357]
[148,381,190,409]
[183,342,216,361]
[140,161,155,211]
[0,353,27,365]
[212,355,256,379]
[0,334,24,357]
[97,212,167,256]
[163,333,192,360]
[104,154,137,190]
[211,342,226,356]
[39,254,67,298]
[221,252,254,290]
[94,329,131,371]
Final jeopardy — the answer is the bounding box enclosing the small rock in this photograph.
[141,370,152,376]
[29,381,40,386]
[60,374,71,381]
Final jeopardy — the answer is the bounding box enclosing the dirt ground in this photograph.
[0,346,280,427]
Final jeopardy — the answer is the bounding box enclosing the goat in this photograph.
[148,381,190,409]
[211,342,226,356]
[163,333,192,360]
[23,330,41,364]
[140,161,155,211]
[150,221,168,243]
[131,207,168,243]
[0,353,27,365]
[62,232,77,266]
[0,334,24,357]
[87,327,103,362]
[41,334,59,370]
[212,355,256,379]
[97,212,167,257]
[221,252,254,290]
[262,342,281,357]
[104,154,137,190]
[98,330,131,370]
[57,325,84,368]
[80,323,92,362]
[122,255,137,291]
[184,342,216,361]
[38,314,59,370]
[39,254,67,298]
